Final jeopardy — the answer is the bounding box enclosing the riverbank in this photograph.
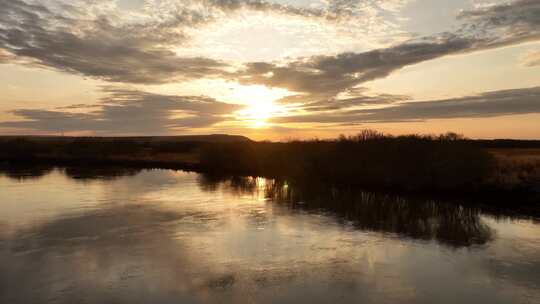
[1,132,539,200]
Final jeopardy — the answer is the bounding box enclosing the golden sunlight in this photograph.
[236,100,284,128]
[233,85,290,128]
[230,84,289,104]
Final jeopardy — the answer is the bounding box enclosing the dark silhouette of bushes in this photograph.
[199,130,495,192]
[0,137,201,161]
[0,138,53,158]
[0,131,525,193]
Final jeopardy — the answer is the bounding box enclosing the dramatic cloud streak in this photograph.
[291,91,410,112]
[0,0,403,84]
[2,0,537,89]
[237,0,540,98]
[237,35,475,96]
[0,88,244,134]
[0,0,235,83]
[271,86,540,124]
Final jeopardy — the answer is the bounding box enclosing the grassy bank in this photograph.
[1,131,539,195]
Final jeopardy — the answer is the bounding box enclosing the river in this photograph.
[1,166,539,303]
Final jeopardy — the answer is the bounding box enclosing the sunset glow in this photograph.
[0,0,538,139]
[230,85,289,127]
[1,2,540,303]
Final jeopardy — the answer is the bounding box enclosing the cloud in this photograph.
[0,0,236,84]
[236,0,540,98]
[270,86,540,124]
[0,0,438,87]
[520,50,540,67]
[457,0,540,47]
[236,34,476,96]
[299,92,410,112]
[0,0,360,84]
[202,0,331,19]
[0,88,244,134]
[4,0,535,91]
[191,0,412,22]
[0,49,11,63]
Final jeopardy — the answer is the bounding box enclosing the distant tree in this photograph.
[354,129,385,142]
[439,132,466,141]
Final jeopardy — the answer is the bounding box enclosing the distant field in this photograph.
[488,148,540,186]
[488,148,540,162]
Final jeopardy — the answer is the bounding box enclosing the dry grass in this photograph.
[489,148,540,162]
[488,148,540,188]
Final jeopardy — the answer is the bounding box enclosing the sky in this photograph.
[0,0,539,140]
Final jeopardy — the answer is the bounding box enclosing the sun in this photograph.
[232,85,290,128]
[237,101,281,127]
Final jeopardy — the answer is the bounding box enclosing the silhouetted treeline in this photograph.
[0,135,251,158]
[0,136,247,170]
[1,131,538,194]
[199,131,495,192]
[0,137,187,156]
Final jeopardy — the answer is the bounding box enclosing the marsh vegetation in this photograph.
[1,131,539,198]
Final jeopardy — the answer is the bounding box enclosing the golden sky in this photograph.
[0,0,539,140]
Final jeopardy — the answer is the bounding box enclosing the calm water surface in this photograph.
[1,166,539,303]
